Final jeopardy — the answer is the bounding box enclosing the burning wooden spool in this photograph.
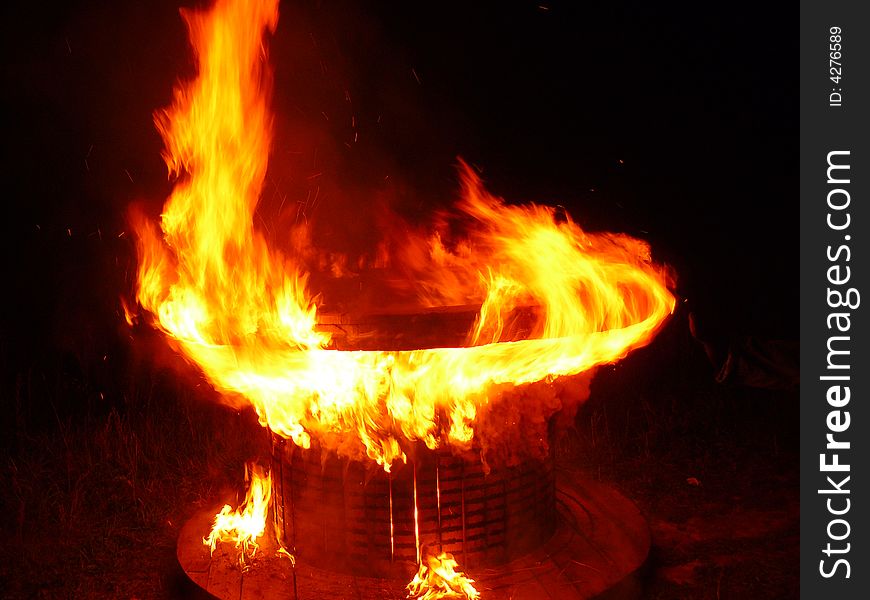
[176,308,650,598]
[139,0,672,595]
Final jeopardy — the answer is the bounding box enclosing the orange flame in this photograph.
[203,464,272,567]
[133,0,676,471]
[406,553,480,600]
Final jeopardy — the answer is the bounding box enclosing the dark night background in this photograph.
[1,0,798,598]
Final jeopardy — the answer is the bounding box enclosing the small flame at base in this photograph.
[203,463,272,568]
[406,553,481,600]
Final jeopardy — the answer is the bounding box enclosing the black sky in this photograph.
[2,0,797,373]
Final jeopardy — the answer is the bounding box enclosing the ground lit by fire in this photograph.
[129,0,675,596]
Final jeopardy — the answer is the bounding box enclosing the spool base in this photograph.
[177,468,650,600]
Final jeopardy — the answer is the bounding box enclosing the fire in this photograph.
[406,553,481,600]
[132,0,675,471]
[203,463,272,567]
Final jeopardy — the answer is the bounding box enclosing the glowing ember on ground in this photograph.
[131,0,675,472]
[203,464,272,568]
[406,553,481,600]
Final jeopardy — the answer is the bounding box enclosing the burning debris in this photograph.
[130,0,675,595]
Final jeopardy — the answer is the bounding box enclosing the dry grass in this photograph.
[0,346,265,598]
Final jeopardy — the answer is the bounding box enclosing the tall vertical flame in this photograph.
[133,0,676,471]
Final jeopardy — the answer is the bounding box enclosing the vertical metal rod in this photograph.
[436,454,443,553]
[289,446,297,551]
[289,443,298,600]
[272,434,286,545]
[413,462,421,565]
[388,473,395,563]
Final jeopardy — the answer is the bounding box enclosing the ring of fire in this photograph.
[129,0,676,473]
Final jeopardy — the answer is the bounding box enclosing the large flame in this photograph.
[406,552,480,600]
[132,0,675,471]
